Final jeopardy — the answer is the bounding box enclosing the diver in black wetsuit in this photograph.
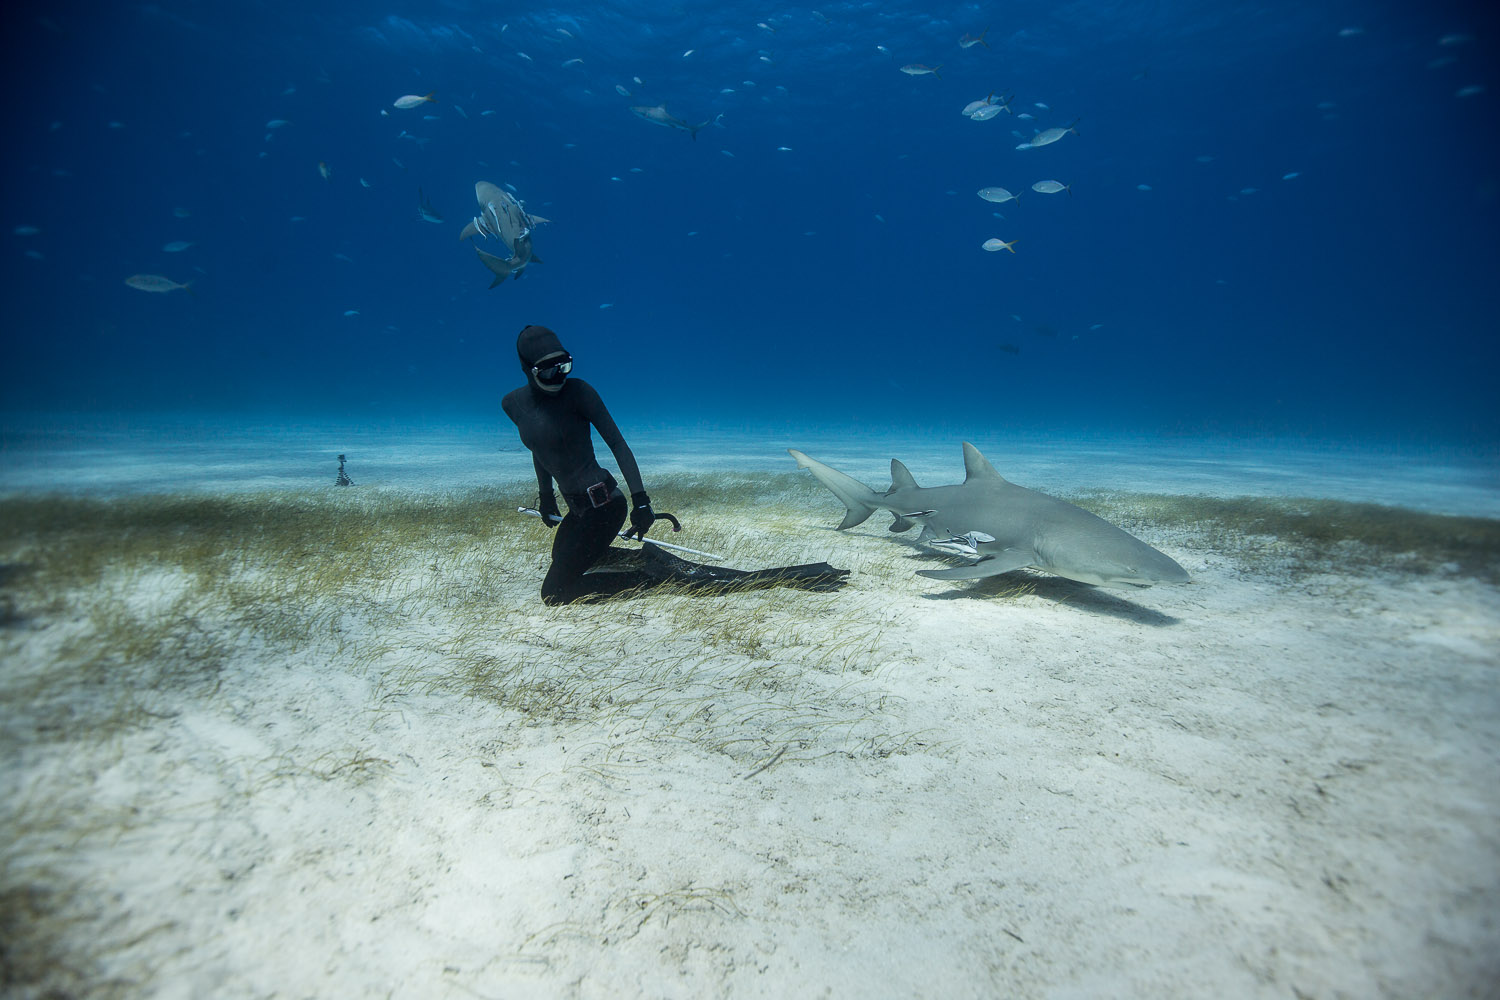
[502,324,848,605]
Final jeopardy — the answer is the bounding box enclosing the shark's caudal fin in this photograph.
[788,449,883,530]
[476,246,517,286]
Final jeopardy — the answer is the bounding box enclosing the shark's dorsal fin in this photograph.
[890,459,919,491]
[962,442,1007,483]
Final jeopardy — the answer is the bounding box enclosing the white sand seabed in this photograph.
[2,418,1499,998]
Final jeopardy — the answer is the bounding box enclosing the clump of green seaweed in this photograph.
[1074,491,1500,583]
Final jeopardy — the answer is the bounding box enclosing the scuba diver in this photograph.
[502,324,849,605]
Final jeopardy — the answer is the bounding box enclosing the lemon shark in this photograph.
[789,443,1189,588]
[459,180,548,285]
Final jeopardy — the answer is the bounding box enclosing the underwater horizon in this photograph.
[2,0,1497,447]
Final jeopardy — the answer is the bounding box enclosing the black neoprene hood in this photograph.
[516,324,568,374]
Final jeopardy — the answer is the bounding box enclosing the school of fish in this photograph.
[892,29,1085,269]
[117,23,1090,305]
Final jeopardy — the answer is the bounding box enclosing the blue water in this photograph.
[3,0,1497,446]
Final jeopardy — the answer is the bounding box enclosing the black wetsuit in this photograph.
[503,324,848,604]
[502,376,646,604]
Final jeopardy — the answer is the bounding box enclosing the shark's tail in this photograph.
[476,246,518,286]
[689,113,724,141]
[788,449,883,530]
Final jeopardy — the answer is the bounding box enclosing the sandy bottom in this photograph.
[2,446,1499,997]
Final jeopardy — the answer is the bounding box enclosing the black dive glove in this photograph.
[625,492,654,540]
[538,492,561,528]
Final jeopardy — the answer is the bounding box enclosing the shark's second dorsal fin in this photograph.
[890,459,919,491]
[962,442,1008,483]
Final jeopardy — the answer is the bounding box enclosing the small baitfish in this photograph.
[977,186,1019,204]
[1029,118,1080,147]
[961,94,994,116]
[393,92,436,109]
[1031,179,1070,194]
[982,238,1018,253]
[899,63,942,78]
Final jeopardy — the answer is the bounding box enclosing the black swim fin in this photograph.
[637,542,850,593]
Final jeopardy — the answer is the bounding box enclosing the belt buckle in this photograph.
[586,482,611,508]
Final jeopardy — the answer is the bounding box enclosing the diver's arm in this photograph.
[532,455,560,520]
[532,454,556,496]
[578,382,645,496]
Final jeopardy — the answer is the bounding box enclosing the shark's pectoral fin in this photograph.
[916,548,1033,581]
[889,515,913,532]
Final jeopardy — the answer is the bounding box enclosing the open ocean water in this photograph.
[1,0,1497,460]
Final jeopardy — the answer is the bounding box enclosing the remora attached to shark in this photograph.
[459,180,549,285]
[789,443,1190,589]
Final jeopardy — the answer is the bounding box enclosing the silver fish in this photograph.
[977,187,1020,204]
[899,63,942,78]
[1029,118,1080,147]
[961,95,993,116]
[1031,179,1070,194]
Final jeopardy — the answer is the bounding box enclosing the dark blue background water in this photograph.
[3,0,1497,444]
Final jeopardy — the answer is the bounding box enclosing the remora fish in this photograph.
[459,180,547,285]
[417,188,443,223]
[789,443,1189,588]
[630,104,720,139]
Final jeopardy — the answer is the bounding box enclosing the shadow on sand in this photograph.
[905,553,1183,627]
